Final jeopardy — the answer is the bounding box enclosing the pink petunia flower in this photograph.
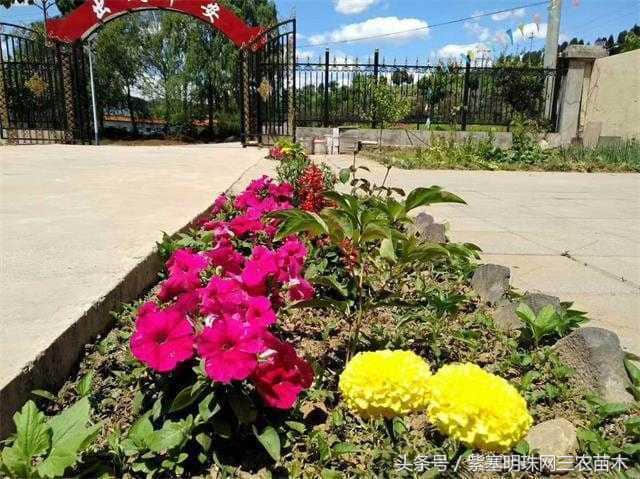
[251,334,314,409]
[157,271,203,302]
[196,318,266,383]
[229,212,264,237]
[130,303,195,373]
[276,237,308,281]
[166,249,208,277]
[245,296,277,327]
[199,277,247,319]
[172,290,200,316]
[204,242,245,275]
[241,246,279,295]
[288,277,315,302]
[211,194,228,214]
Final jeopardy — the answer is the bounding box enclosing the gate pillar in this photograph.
[0,59,16,144]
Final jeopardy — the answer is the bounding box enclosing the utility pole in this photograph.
[544,0,562,69]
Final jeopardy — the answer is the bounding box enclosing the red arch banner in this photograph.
[46,0,265,50]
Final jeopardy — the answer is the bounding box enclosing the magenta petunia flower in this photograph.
[211,194,228,214]
[157,271,203,302]
[130,304,195,373]
[172,290,200,315]
[166,249,208,276]
[245,296,277,327]
[196,318,266,383]
[276,237,308,281]
[251,334,314,409]
[229,212,264,237]
[288,277,315,301]
[241,246,279,295]
[205,242,245,275]
[199,277,247,319]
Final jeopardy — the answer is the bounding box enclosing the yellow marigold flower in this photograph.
[339,350,432,419]
[425,363,533,452]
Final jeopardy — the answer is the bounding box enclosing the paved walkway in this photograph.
[322,155,640,354]
[0,144,266,426]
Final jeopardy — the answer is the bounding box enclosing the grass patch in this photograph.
[364,139,640,172]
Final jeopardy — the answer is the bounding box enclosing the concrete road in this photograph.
[0,143,266,432]
[322,155,640,355]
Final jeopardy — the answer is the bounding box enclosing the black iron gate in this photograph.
[242,19,296,146]
[0,22,91,144]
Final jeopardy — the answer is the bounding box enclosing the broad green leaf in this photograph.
[12,400,51,464]
[253,425,281,462]
[38,397,100,478]
[597,402,628,418]
[515,303,537,325]
[228,392,257,425]
[321,468,343,479]
[147,420,187,453]
[169,382,203,413]
[269,210,329,240]
[404,186,466,212]
[128,412,153,449]
[1,445,31,478]
[76,372,94,397]
[379,238,396,263]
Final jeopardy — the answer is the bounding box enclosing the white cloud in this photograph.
[437,42,485,60]
[334,0,380,15]
[491,8,525,21]
[308,16,429,45]
[464,21,491,41]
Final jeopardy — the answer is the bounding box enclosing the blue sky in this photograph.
[2,0,638,63]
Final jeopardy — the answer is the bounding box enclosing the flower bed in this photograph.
[1,154,638,478]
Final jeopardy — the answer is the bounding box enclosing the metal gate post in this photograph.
[0,57,15,144]
[60,44,76,143]
[323,49,329,127]
[460,58,471,131]
[372,48,379,129]
[241,50,250,146]
[288,32,295,140]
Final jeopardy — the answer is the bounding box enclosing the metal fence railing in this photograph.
[296,49,562,131]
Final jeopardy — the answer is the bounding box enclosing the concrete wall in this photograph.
[297,126,512,154]
[583,50,640,140]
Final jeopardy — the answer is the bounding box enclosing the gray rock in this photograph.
[409,213,447,243]
[525,418,578,457]
[492,293,563,332]
[493,301,522,331]
[524,293,562,315]
[471,264,510,305]
[554,327,634,404]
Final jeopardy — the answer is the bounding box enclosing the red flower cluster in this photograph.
[269,146,285,160]
[130,177,314,410]
[298,163,326,212]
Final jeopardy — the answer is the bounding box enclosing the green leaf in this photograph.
[624,358,640,386]
[331,442,360,455]
[169,382,203,413]
[76,372,94,397]
[228,392,257,425]
[147,419,188,453]
[197,392,219,422]
[268,210,329,240]
[379,238,396,263]
[253,425,281,462]
[321,469,343,479]
[195,432,212,452]
[597,402,629,418]
[128,412,153,449]
[284,421,306,433]
[404,186,466,212]
[8,400,52,477]
[338,168,351,184]
[515,303,537,325]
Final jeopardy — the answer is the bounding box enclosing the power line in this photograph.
[298,0,550,48]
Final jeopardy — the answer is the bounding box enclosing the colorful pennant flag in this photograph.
[506,28,514,45]
[518,23,525,38]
